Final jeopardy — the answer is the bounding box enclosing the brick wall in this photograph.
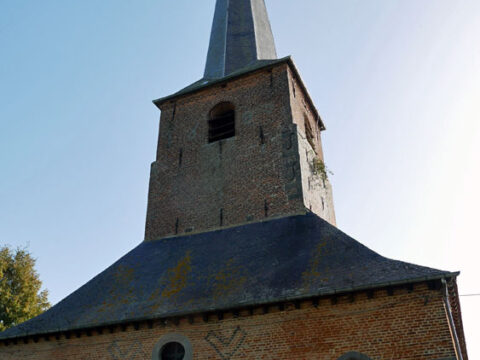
[144,63,335,241]
[0,283,456,360]
[287,67,336,226]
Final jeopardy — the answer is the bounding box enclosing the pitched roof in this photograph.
[153,57,289,106]
[0,213,456,340]
[204,0,277,79]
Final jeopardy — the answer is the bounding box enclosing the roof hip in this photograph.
[204,0,277,79]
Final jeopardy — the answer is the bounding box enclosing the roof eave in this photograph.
[152,56,292,108]
[0,271,459,342]
[151,57,326,130]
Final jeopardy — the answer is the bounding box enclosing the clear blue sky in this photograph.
[1,0,479,356]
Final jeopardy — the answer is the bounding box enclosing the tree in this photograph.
[0,246,50,331]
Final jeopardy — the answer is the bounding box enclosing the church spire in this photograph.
[204,0,278,79]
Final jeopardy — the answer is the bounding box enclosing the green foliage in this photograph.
[0,246,50,331]
[312,157,333,182]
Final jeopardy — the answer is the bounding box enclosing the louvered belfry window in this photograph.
[208,102,235,143]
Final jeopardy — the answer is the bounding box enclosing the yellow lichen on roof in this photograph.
[302,239,329,288]
[212,258,247,300]
[161,252,192,298]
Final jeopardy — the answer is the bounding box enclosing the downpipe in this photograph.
[442,278,463,360]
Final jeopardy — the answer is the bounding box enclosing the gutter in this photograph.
[0,272,458,342]
[442,278,464,360]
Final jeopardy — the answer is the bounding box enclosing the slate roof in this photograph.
[204,0,277,79]
[0,213,456,340]
[154,0,280,107]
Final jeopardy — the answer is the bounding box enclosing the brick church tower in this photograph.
[0,1,468,359]
[144,0,335,241]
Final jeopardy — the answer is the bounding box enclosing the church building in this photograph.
[0,1,468,359]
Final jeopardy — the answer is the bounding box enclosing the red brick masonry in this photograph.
[0,283,457,360]
[145,63,335,241]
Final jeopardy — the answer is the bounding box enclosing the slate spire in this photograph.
[204,0,278,79]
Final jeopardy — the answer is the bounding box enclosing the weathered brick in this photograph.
[145,63,335,241]
[0,284,456,360]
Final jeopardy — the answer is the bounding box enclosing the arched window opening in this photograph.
[209,102,235,143]
[304,115,316,152]
[337,351,372,360]
[152,334,192,360]
[161,342,185,360]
